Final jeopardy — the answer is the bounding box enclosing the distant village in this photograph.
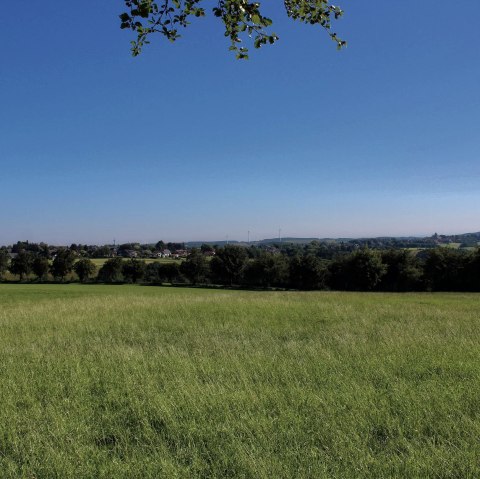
[2,233,480,292]
[2,231,479,262]
[4,242,203,261]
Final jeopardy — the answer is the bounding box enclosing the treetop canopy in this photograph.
[120,0,346,59]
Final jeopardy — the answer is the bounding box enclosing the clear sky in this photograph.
[1,1,479,245]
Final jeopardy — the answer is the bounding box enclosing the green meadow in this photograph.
[88,257,180,267]
[1,284,479,478]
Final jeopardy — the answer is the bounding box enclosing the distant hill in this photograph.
[185,231,480,248]
[257,237,321,245]
[186,240,243,248]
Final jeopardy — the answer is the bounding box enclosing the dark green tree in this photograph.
[465,248,480,291]
[120,0,346,58]
[145,262,183,283]
[210,245,247,285]
[423,248,467,291]
[0,249,9,280]
[38,243,51,259]
[32,256,50,281]
[9,251,34,280]
[122,259,147,283]
[244,253,289,287]
[180,248,210,284]
[11,241,30,254]
[378,249,423,292]
[145,262,162,283]
[289,254,329,290]
[74,259,97,283]
[167,242,185,252]
[161,263,183,283]
[50,249,76,281]
[329,249,386,291]
[93,246,112,258]
[200,243,214,254]
[97,258,124,283]
[155,240,166,251]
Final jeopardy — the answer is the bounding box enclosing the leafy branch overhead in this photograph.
[120,0,346,59]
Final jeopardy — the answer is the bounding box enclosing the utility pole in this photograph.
[279,228,282,243]
[248,230,250,244]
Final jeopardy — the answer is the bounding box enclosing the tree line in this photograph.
[1,245,480,292]
[5,233,479,261]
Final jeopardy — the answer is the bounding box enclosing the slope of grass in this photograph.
[1,285,479,478]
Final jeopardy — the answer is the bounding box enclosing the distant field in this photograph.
[439,243,462,249]
[88,257,181,267]
[1,285,480,478]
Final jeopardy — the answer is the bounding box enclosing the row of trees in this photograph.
[0,249,93,282]
[2,246,480,292]
[7,240,188,259]
[7,234,479,263]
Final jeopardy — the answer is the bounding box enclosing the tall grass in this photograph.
[1,285,479,478]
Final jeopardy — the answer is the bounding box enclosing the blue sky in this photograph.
[1,1,479,245]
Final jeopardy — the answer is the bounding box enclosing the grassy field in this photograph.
[88,257,181,267]
[1,285,480,478]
